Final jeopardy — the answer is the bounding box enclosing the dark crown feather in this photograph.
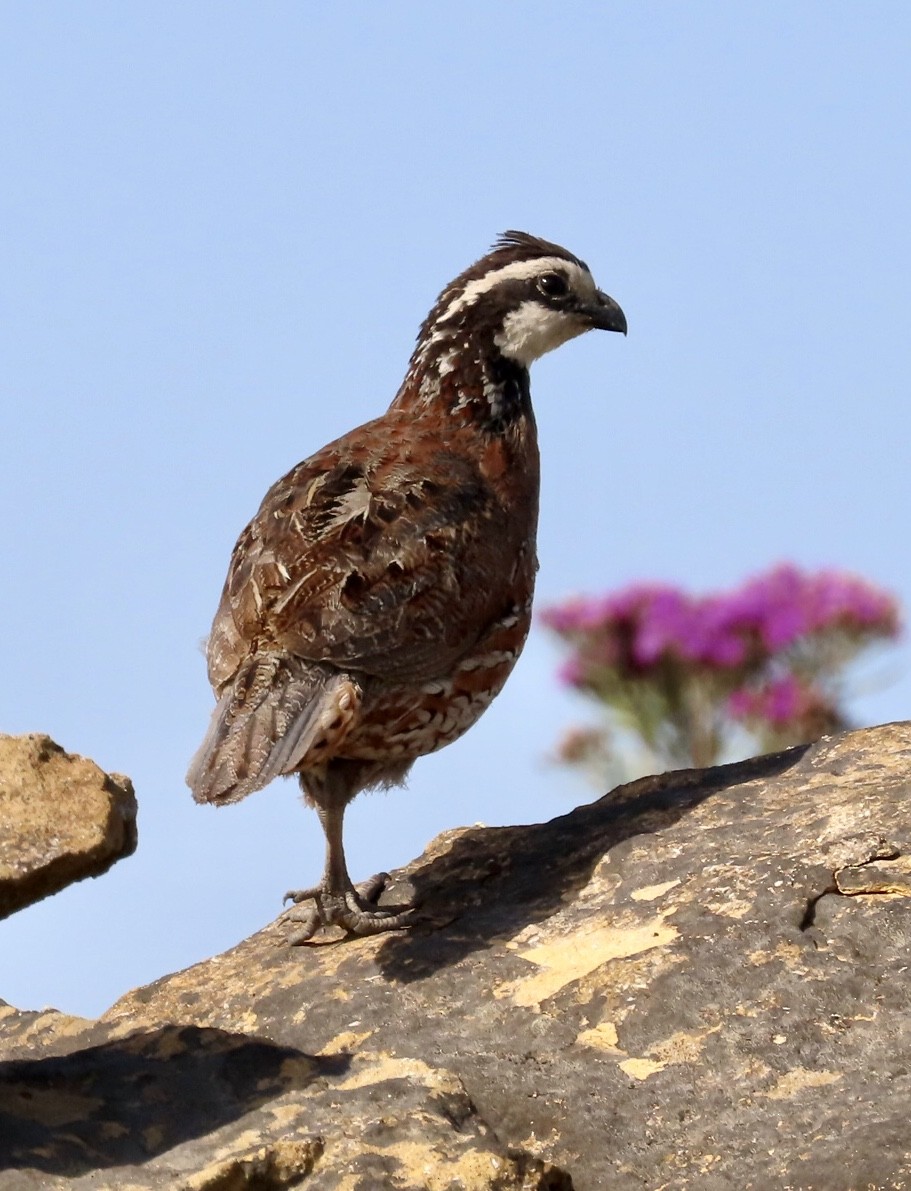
[492,230,588,271]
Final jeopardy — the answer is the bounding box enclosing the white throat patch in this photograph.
[494,300,588,367]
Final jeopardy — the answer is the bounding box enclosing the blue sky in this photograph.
[2,4,910,1017]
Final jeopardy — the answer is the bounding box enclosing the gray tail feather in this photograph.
[186,654,341,805]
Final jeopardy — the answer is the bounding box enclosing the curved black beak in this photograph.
[590,290,627,335]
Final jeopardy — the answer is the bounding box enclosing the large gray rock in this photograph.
[2,723,911,1189]
[0,734,137,919]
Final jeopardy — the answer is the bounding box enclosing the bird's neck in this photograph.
[389,327,533,434]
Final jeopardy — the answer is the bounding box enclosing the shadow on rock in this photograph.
[0,1023,345,1176]
[376,744,809,982]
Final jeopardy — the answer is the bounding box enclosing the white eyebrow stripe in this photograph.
[435,257,593,326]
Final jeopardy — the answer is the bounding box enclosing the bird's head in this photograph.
[417,230,627,370]
[396,231,626,427]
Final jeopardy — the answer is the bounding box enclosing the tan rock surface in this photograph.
[3,723,911,1188]
[0,734,137,919]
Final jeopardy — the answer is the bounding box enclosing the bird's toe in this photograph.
[283,873,415,943]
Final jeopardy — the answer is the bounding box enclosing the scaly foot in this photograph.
[283,872,415,944]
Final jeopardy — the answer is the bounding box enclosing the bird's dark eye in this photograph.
[537,272,568,297]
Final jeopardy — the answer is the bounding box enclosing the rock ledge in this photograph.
[0,734,137,920]
[3,723,911,1189]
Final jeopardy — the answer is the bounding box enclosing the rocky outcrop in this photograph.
[3,723,911,1189]
[0,734,137,920]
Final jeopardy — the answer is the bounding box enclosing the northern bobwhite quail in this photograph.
[187,231,626,940]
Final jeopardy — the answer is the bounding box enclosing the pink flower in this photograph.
[628,588,692,665]
[543,565,900,684]
[728,674,822,727]
[557,656,586,688]
[806,569,900,634]
[764,674,806,724]
[545,564,900,778]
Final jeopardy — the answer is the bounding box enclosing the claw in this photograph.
[283,872,416,944]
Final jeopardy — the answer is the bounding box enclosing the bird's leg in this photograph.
[284,782,415,944]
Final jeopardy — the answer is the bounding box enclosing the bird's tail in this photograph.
[186,654,354,805]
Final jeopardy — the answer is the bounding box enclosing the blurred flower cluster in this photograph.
[542,564,901,784]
